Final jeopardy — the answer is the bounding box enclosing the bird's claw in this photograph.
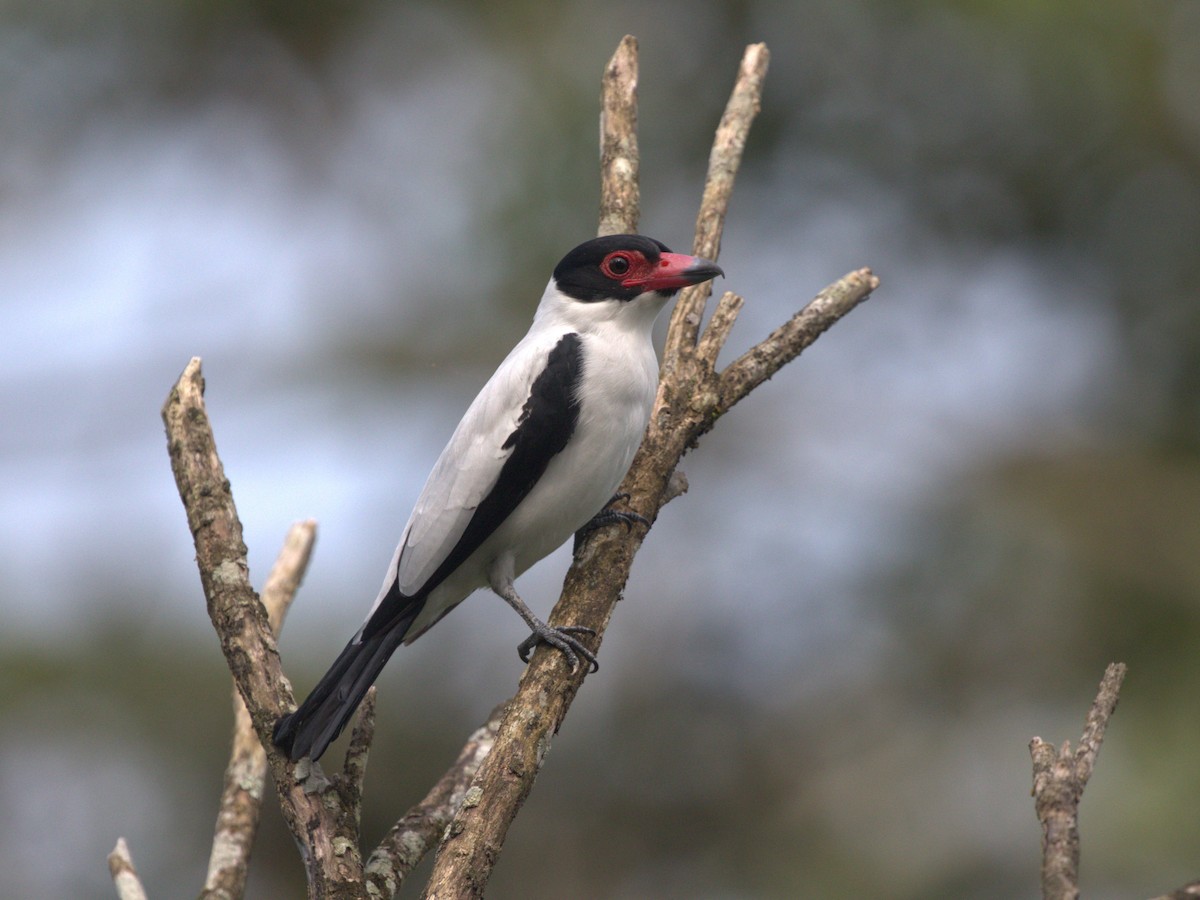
[573,494,650,549]
[517,623,599,673]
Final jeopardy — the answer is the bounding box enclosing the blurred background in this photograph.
[2,0,1198,896]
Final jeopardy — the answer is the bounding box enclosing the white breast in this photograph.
[499,323,658,573]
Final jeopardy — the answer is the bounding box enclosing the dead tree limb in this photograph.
[664,41,769,375]
[162,361,366,897]
[1030,663,1126,900]
[420,37,878,899]
[201,519,315,900]
[364,703,506,896]
[597,35,639,238]
[1030,664,1199,900]
[107,838,148,900]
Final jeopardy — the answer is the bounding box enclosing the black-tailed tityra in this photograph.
[273,234,723,761]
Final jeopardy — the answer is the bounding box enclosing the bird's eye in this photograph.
[602,253,632,279]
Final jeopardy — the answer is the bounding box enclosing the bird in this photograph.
[273,234,723,762]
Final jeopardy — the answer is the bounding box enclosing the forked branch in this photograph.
[421,37,877,899]
[1029,664,1199,900]
[162,362,366,895]
[1030,663,1126,900]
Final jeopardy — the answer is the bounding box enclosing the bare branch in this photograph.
[161,358,292,731]
[202,520,315,900]
[1075,662,1125,783]
[664,42,769,369]
[422,38,876,900]
[695,290,745,366]
[1029,663,1127,900]
[365,704,505,897]
[597,35,639,237]
[717,267,879,414]
[262,521,318,633]
[342,687,377,832]
[108,838,148,900]
[162,359,364,896]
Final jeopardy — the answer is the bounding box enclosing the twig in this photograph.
[341,687,377,833]
[163,360,363,897]
[695,290,745,364]
[422,39,877,900]
[261,522,318,635]
[664,42,770,374]
[201,520,315,900]
[364,704,506,897]
[1030,662,1127,900]
[108,838,149,900]
[597,35,639,237]
[717,267,879,412]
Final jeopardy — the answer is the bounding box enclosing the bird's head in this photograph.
[549,235,724,308]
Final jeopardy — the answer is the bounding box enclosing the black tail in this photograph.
[273,629,405,762]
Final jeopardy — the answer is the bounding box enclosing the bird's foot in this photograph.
[517,623,599,673]
[574,493,650,551]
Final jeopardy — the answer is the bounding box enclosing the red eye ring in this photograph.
[601,252,634,280]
